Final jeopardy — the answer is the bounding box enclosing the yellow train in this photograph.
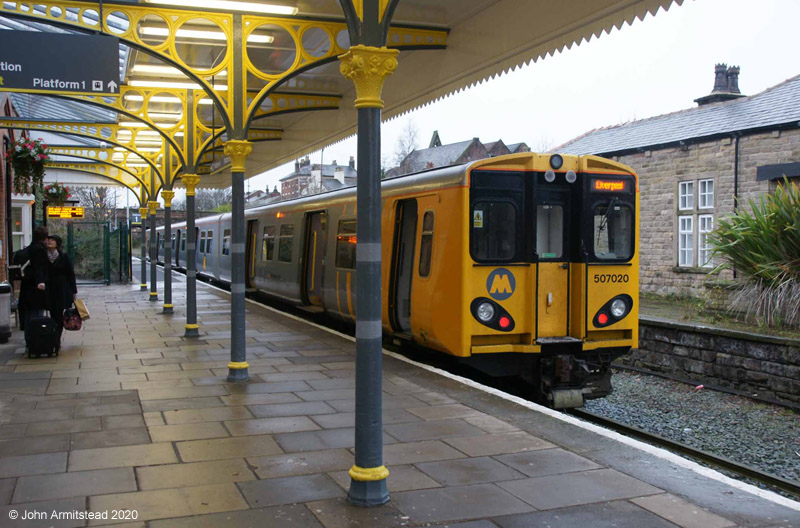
[158,152,639,408]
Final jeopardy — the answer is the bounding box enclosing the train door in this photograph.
[245,219,258,289]
[389,199,417,333]
[302,212,327,306]
[535,190,570,338]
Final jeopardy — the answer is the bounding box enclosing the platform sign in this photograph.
[0,31,120,96]
[47,206,85,219]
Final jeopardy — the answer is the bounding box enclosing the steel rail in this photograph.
[567,408,800,499]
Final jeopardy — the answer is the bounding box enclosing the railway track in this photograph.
[567,407,800,499]
[148,260,800,499]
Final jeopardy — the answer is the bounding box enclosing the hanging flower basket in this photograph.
[6,137,50,194]
[43,182,71,206]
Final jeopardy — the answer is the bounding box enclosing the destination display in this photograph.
[47,206,85,219]
[0,31,120,96]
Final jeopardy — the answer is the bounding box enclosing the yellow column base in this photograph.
[162,304,173,309]
[185,324,199,330]
[228,361,249,370]
[349,465,389,482]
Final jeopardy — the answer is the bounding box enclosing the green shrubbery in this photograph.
[709,179,800,328]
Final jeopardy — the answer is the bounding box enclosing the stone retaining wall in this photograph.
[619,318,800,404]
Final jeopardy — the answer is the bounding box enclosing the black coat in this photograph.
[19,240,49,311]
[47,250,78,318]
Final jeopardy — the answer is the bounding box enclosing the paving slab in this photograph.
[237,473,344,507]
[13,467,137,503]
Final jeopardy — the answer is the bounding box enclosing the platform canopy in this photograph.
[1,0,681,189]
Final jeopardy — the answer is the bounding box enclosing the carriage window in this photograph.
[536,205,564,259]
[199,231,206,254]
[171,234,175,250]
[222,229,231,256]
[335,219,357,269]
[206,231,213,254]
[278,224,294,262]
[419,211,434,277]
[593,201,633,260]
[471,201,516,261]
[181,237,186,251]
[262,225,275,261]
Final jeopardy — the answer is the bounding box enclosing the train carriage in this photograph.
[156,152,639,407]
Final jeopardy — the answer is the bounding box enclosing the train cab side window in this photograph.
[278,224,294,262]
[262,226,275,261]
[471,201,516,261]
[335,219,357,269]
[536,205,564,259]
[181,237,186,252]
[199,232,206,254]
[592,202,633,260]
[419,211,434,277]
[222,229,231,256]
[206,231,214,254]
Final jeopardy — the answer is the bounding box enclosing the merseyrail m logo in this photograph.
[486,268,516,301]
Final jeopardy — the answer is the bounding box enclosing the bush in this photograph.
[709,179,800,327]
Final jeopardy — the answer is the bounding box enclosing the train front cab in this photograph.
[463,154,639,408]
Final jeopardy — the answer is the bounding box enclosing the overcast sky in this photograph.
[248,0,800,194]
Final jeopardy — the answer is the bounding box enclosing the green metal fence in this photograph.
[66,222,131,285]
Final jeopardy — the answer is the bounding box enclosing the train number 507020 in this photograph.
[593,274,629,283]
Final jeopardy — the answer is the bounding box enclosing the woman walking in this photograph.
[46,235,78,351]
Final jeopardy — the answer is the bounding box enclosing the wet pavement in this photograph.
[0,273,798,527]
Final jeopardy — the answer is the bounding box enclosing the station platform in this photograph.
[0,274,798,527]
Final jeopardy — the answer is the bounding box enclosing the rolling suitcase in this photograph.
[25,310,59,358]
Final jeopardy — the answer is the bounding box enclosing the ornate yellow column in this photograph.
[223,140,253,382]
[138,206,149,291]
[147,200,160,301]
[161,190,175,314]
[338,44,398,507]
[182,174,201,337]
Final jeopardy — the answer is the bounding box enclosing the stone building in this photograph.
[385,131,529,178]
[558,66,800,297]
[280,156,357,198]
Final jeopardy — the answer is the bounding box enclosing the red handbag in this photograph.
[63,307,82,331]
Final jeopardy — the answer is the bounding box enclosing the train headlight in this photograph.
[476,302,495,322]
[565,170,577,183]
[550,154,564,170]
[544,170,556,183]
[610,298,628,318]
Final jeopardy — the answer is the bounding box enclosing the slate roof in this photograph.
[556,74,800,156]
[402,139,476,173]
[279,163,357,181]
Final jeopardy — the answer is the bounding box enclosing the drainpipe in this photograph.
[733,132,740,212]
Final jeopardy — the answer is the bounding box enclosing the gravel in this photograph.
[583,370,800,486]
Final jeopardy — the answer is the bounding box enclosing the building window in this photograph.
[699,179,714,209]
[698,214,714,268]
[678,181,694,210]
[678,216,694,267]
[11,206,24,253]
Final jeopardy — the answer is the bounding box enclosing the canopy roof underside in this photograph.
[2,0,681,190]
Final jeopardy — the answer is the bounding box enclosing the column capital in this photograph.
[161,190,175,208]
[338,45,399,109]
[138,207,149,218]
[181,174,201,196]
[147,201,159,214]
[223,140,253,172]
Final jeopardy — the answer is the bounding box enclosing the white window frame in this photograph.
[698,179,714,209]
[678,181,694,210]
[678,215,694,267]
[698,214,714,268]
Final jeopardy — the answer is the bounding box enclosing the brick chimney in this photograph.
[694,63,746,106]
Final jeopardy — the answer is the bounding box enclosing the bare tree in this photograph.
[392,119,419,168]
[194,188,232,212]
[73,186,114,223]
